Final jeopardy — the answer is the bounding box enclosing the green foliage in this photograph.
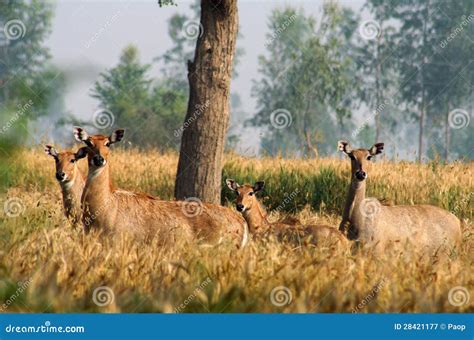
[0,0,58,120]
[352,0,399,144]
[91,45,187,149]
[249,5,358,157]
[389,0,455,160]
[423,0,473,160]
[351,0,472,161]
[0,0,60,187]
[0,0,54,103]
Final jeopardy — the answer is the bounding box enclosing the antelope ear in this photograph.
[226,179,239,191]
[253,181,265,193]
[110,129,125,144]
[44,145,58,159]
[75,147,88,160]
[338,140,353,155]
[74,127,89,143]
[369,142,384,156]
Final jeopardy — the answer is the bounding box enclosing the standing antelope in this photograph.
[338,140,461,252]
[44,145,87,227]
[73,127,248,247]
[226,179,346,246]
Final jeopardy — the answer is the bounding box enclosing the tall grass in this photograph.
[0,148,472,313]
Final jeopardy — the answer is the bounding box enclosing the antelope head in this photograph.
[226,179,265,213]
[73,127,125,169]
[44,145,87,184]
[338,140,384,182]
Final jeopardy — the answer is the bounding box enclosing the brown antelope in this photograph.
[44,145,87,227]
[226,179,346,246]
[73,127,248,247]
[338,140,461,252]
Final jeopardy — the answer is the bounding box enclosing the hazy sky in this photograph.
[45,0,366,152]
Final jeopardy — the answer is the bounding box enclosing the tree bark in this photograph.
[174,0,239,204]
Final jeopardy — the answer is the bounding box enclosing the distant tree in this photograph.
[0,0,59,187]
[424,0,473,161]
[391,0,448,162]
[355,0,398,144]
[0,0,53,104]
[92,45,151,122]
[0,0,63,148]
[249,4,356,157]
[92,45,186,149]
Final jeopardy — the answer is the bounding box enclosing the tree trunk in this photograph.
[374,20,382,143]
[174,0,239,204]
[418,98,425,162]
[418,3,428,163]
[305,130,318,158]
[444,100,451,162]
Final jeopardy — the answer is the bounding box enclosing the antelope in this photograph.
[44,145,87,227]
[338,140,461,252]
[73,127,248,247]
[226,179,346,246]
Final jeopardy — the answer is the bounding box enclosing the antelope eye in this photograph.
[70,159,75,163]
[367,155,372,161]
[249,192,254,196]
[104,141,110,147]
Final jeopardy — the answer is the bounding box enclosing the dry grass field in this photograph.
[0,148,472,313]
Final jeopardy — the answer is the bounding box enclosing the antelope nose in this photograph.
[355,171,367,180]
[236,204,244,212]
[93,155,105,166]
[56,172,65,181]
